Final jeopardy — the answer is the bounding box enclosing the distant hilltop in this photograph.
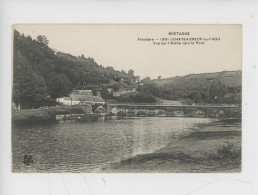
[151,70,242,87]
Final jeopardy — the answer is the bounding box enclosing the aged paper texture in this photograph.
[12,24,241,173]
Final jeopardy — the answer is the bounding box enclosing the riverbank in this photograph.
[12,106,85,125]
[104,118,241,172]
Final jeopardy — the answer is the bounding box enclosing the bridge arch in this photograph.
[126,111,136,116]
[157,110,166,116]
[136,110,146,117]
[188,109,206,117]
[117,111,126,116]
[146,111,156,117]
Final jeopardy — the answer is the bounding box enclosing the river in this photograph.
[12,117,213,172]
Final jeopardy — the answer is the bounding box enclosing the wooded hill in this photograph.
[139,71,241,104]
[152,71,241,87]
[13,30,137,109]
[12,29,241,109]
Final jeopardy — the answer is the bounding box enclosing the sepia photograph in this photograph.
[12,24,242,173]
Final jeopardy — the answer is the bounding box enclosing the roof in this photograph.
[71,90,93,95]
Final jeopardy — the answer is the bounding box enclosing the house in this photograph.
[57,97,73,105]
[71,95,105,105]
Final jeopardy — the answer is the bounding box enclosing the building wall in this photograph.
[112,88,137,97]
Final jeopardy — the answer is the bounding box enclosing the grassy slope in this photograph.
[152,71,242,88]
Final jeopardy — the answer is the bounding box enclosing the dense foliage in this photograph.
[140,78,241,105]
[13,30,137,109]
[13,29,241,109]
[114,92,156,104]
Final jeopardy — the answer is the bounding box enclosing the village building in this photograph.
[107,87,137,97]
[57,90,105,106]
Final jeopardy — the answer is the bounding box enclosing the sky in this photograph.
[14,24,242,79]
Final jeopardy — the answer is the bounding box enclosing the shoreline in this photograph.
[12,106,86,125]
[103,118,241,173]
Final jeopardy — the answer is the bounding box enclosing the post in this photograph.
[107,104,112,113]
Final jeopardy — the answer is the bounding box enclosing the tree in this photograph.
[111,83,121,91]
[141,77,151,84]
[128,69,134,76]
[47,73,73,99]
[141,82,161,97]
[13,51,48,109]
[208,82,228,103]
[188,91,202,103]
[121,69,126,74]
[36,35,49,46]
[100,87,110,99]
[136,76,140,83]
[113,76,121,82]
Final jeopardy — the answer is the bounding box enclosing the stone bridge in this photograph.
[107,104,240,118]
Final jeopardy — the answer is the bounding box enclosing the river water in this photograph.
[12,117,212,172]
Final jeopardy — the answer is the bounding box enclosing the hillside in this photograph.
[139,70,241,104]
[12,29,242,108]
[151,71,242,88]
[13,30,137,109]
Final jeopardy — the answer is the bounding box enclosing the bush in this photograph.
[116,96,134,103]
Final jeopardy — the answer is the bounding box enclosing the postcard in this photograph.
[12,24,242,173]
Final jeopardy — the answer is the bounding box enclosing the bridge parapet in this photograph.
[107,104,240,118]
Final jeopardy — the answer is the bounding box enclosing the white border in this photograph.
[1,0,258,195]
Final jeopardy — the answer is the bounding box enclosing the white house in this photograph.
[57,90,106,106]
